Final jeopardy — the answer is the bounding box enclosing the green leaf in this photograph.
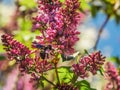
[58,66,74,83]
[75,80,96,90]
[91,6,97,17]
[0,54,6,61]
[115,15,120,24]
[90,88,96,90]
[108,57,120,67]
[80,87,89,90]
[37,80,44,88]
[98,67,104,76]
[77,80,90,87]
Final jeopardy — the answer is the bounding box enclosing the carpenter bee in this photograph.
[39,45,52,59]
[33,42,52,59]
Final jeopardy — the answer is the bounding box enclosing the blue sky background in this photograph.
[1,0,13,5]
[91,13,120,57]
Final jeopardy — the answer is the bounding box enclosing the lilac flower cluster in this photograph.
[104,62,120,90]
[33,0,81,55]
[72,51,105,78]
[35,60,52,73]
[29,60,52,83]
[1,34,31,60]
[1,34,53,74]
[1,34,33,72]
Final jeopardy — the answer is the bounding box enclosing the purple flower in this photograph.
[72,63,88,78]
[88,51,105,74]
[1,34,31,60]
[33,0,82,55]
[1,34,53,77]
[72,51,105,78]
[35,60,52,73]
[1,34,33,72]
[104,62,120,90]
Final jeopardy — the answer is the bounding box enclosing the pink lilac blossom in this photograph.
[72,51,105,78]
[1,34,31,60]
[33,0,82,55]
[35,60,53,73]
[1,34,33,72]
[1,34,53,75]
[1,0,84,89]
[104,62,120,90]
[1,34,53,89]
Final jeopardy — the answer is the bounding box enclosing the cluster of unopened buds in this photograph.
[1,0,115,90]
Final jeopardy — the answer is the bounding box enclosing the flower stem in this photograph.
[42,76,56,87]
[93,15,110,50]
[71,75,78,84]
[55,64,60,85]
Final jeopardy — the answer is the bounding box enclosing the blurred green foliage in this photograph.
[19,0,37,9]
[79,0,90,12]
[90,0,120,24]
[14,0,37,48]
[108,56,120,68]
